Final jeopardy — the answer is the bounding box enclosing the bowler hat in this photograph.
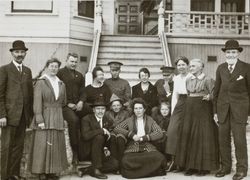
[10,40,28,52]
[90,95,107,107]
[221,39,243,52]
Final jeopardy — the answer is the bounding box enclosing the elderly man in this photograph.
[80,97,119,179]
[214,39,250,180]
[104,61,131,107]
[57,52,85,166]
[0,40,33,180]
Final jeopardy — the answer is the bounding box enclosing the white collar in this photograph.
[191,73,205,80]
[41,74,61,82]
[95,115,103,122]
[12,60,23,68]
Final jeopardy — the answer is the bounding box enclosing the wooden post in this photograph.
[158,0,165,35]
[94,0,103,33]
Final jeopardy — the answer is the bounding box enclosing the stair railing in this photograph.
[85,0,103,86]
[158,0,172,66]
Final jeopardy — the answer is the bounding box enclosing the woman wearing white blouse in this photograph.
[165,56,191,172]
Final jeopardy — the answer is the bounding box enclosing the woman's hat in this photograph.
[221,39,243,52]
[90,95,107,107]
[10,40,28,52]
[109,93,123,105]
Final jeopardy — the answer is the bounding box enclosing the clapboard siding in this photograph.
[69,1,94,42]
[168,43,250,79]
[102,0,115,35]
[0,1,71,38]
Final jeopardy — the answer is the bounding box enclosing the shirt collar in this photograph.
[191,73,205,80]
[12,60,23,68]
[95,115,103,122]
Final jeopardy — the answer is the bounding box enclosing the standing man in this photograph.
[57,52,85,166]
[0,40,33,180]
[104,61,131,107]
[214,39,250,180]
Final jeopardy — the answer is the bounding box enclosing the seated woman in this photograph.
[29,58,68,180]
[175,59,219,176]
[114,98,166,179]
[105,94,131,162]
[132,68,158,115]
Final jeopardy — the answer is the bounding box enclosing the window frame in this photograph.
[11,1,54,13]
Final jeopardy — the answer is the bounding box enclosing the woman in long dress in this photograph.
[175,59,219,176]
[30,58,68,180]
[114,98,166,179]
[165,56,192,171]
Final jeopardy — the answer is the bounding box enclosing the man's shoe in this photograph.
[215,169,231,177]
[184,169,197,176]
[91,169,108,179]
[78,167,91,177]
[232,172,247,180]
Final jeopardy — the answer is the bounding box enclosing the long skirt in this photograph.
[175,97,219,171]
[30,129,68,174]
[165,95,187,155]
[121,151,166,179]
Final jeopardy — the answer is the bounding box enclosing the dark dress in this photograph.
[132,82,158,115]
[175,73,219,171]
[114,115,166,179]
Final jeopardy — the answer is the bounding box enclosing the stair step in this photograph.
[99,47,162,53]
[101,35,159,42]
[99,41,161,48]
[98,59,164,66]
[98,53,163,59]
[98,65,164,73]
[103,72,161,79]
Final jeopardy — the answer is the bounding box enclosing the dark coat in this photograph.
[213,60,250,123]
[154,79,174,104]
[132,82,158,114]
[0,62,33,126]
[57,67,85,104]
[79,114,113,160]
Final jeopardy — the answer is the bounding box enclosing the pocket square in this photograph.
[237,75,244,81]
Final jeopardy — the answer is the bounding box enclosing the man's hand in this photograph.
[76,101,83,111]
[103,128,111,139]
[38,122,45,129]
[68,103,77,110]
[0,117,7,127]
[213,114,219,126]
[132,135,140,142]
[202,94,210,101]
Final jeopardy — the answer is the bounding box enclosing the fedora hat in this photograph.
[90,95,107,108]
[109,93,123,105]
[10,40,28,52]
[221,39,243,52]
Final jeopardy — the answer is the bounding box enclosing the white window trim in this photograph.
[5,0,59,16]
[73,0,94,21]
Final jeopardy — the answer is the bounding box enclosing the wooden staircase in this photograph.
[96,35,165,86]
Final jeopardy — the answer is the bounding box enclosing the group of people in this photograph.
[0,39,249,180]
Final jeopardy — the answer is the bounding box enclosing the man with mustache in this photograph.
[57,53,85,167]
[214,39,250,180]
[0,40,33,180]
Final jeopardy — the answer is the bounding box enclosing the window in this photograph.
[221,0,245,12]
[78,0,94,18]
[165,0,172,11]
[11,1,53,13]
[191,0,215,12]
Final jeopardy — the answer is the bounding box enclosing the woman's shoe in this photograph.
[196,170,210,176]
[184,169,197,176]
[165,160,175,172]
[172,166,184,173]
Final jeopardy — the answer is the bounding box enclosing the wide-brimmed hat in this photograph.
[109,93,123,105]
[221,39,243,52]
[90,95,107,107]
[10,40,28,52]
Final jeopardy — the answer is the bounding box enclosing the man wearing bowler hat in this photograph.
[79,96,119,179]
[214,39,250,180]
[104,61,131,107]
[0,40,33,180]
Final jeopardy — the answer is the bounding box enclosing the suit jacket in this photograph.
[79,114,113,160]
[57,67,85,104]
[132,82,158,114]
[213,60,250,123]
[0,62,33,126]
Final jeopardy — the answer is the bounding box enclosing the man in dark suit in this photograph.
[57,53,85,166]
[0,40,33,180]
[80,97,119,179]
[214,39,250,180]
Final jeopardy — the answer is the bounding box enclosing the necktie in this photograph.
[17,66,22,73]
[228,65,233,73]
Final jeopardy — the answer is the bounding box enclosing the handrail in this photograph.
[159,31,172,66]
[85,30,101,86]
[165,10,250,16]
